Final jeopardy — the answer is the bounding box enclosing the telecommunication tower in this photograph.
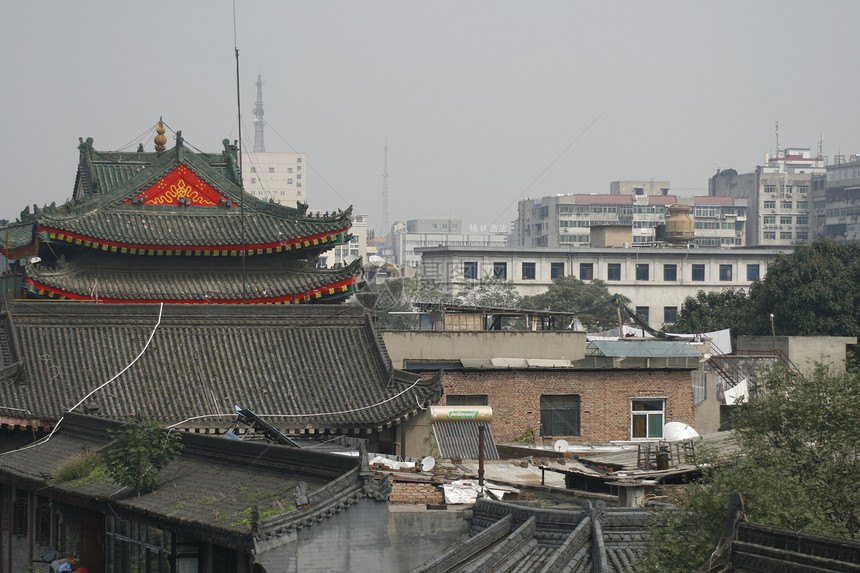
[381,142,389,238]
[252,73,265,152]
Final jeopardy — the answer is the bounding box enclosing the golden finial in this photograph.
[154,117,167,153]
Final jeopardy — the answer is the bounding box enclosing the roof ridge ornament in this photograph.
[154,118,167,153]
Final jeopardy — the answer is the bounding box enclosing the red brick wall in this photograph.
[438,369,694,444]
[389,480,445,504]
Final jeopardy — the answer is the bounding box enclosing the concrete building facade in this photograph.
[811,154,860,242]
[391,218,508,268]
[513,181,745,249]
[709,147,825,246]
[241,151,307,206]
[418,245,790,328]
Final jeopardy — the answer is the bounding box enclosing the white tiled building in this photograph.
[709,148,825,247]
[418,245,790,328]
[241,152,307,207]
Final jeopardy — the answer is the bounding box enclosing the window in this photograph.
[250,177,256,184]
[463,261,478,280]
[781,201,792,209]
[780,216,792,225]
[746,264,760,280]
[635,264,649,281]
[493,262,507,279]
[550,262,565,279]
[796,201,808,210]
[579,263,593,280]
[719,264,733,281]
[664,306,678,323]
[250,167,256,173]
[763,184,777,193]
[635,306,649,323]
[607,263,621,281]
[268,167,275,173]
[297,183,302,188]
[692,264,705,281]
[288,167,293,173]
[297,174,302,179]
[297,157,302,163]
[763,215,776,225]
[662,264,677,281]
[522,262,536,280]
[631,399,665,439]
[796,216,808,225]
[12,494,27,535]
[287,178,294,184]
[780,232,792,240]
[763,200,776,209]
[540,395,580,436]
[446,394,488,406]
[796,232,808,241]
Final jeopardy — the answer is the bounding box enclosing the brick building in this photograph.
[422,367,695,444]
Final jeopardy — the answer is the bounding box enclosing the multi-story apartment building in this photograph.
[418,245,790,329]
[319,214,368,268]
[513,181,745,248]
[709,148,825,247]
[241,151,307,206]
[811,154,860,242]
[390,219,508,268]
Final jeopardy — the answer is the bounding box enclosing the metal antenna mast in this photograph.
[253,73,265,152]
[381,141,389,238]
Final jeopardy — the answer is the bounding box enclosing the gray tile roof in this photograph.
[0,302,442,433]
[0,412,386,552]
[410,499,651,573]
[1,136,350,255]
[25,256,361,303]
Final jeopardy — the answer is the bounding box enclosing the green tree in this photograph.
[667,240,860,347]
[355,277,450,330]
[746,239,860,338]
[103,417,183,495]
[664,288,751,334]
[521,276,628,330]
[453,277,522,309]
[638,364,860,572]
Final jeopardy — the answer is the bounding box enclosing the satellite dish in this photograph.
[663,422,700,441]
[368,254,385,266]
[553,439,569,453]
[420,456,435,472]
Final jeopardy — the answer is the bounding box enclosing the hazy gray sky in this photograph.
[2,1,858,233]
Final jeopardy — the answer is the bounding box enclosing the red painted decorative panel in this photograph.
[135,165,227,206]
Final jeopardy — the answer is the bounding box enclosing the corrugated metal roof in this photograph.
[590,340,702,358]
[433,420,499,460]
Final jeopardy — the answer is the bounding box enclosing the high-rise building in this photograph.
[512,181,745,248]
[709,148,824,247]
[811,154,860,242]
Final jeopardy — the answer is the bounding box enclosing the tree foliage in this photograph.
[103,417,183,495]
[639,364,860,572]
[746,239,860,338]
[521,276,629,330]
[669,239,860,339]
[453,277,522,309]
[665,288,752,335]
[355,277,450,330]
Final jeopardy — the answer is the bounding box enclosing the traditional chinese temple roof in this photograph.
[0,412,389,553]
[1,124,359,303]
[0,302,441,433]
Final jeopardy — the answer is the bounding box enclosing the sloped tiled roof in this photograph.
[0,413,388,552]
[25,256,361,303]
[410,499,651,573]
[1,135,350,256]
[0,302,442,433]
